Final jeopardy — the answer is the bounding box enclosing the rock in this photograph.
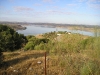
[9,66,13,68]
[42,67,44,69]
[29,67,32,70]
[13,70,18,72]
[37,61,42,64]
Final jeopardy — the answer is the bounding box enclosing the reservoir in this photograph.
[17,25,94,36]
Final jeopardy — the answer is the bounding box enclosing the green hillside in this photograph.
[0,24,100,75]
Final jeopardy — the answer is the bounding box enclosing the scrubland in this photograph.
[0,24,100,75]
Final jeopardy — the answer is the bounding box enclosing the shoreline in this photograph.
[1,23,99,34]
[0,24,26,31]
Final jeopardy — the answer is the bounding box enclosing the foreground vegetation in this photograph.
[0,24,100,75]
[0,24,27,64]
[0,24,27,52]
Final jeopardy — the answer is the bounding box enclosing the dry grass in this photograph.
[1,49,100,75]
[36,34,44,39]
[0,50,62,75]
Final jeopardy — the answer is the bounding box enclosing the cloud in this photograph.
[46,10,76,15]
[88,3,100,9]
[88,0,100,3]
[76,0,100,3]
[34,3,42,6]
[8,0,15,3]
[67,4,77,6]
[8,0,14,1]
[46,9,99,16]
[14,6,33,12]
[86,0,100,9]
[0,6,4,9]
[78,0,87,2]
[43,0,52,2]
[42,0,59,3]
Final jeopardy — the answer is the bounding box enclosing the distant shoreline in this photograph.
[0,24,26,31]
[23,24,96,32]
[0,21,100,32]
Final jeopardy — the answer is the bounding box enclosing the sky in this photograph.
[0,0,100,25]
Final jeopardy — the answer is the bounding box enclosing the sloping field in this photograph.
[1,49,100,75]
[0,50,63,75]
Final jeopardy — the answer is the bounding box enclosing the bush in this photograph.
[80,61,100,75]
[0,24,27,52]
[34,42,45,50]
[24,42,34,50]
[0,52,3,64]
[80,37,100,50]
[24,36,49,50]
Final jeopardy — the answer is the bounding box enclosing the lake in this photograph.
[17,25,94,36]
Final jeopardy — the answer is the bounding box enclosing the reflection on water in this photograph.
[17,25,94,36]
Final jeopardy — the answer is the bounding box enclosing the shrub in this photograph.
[80,61,100,75]
[80,37,100,50]
[34,42,45,50]
[24,42,34,50]
[0,52,3,64]
[24,36,49,50]
[0,24,27,52]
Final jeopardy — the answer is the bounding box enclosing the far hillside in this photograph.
[0,21,100,32]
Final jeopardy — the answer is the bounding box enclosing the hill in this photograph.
[0,24,100,75]
[0,31,100,75]
[0,21,100,32]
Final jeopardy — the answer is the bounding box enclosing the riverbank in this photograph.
[8,25,26,31]
[0,21,100,32]
[65,26,95,32]
[0,24,26,31]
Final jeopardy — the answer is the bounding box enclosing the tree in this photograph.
[0,51,3,64]
[0,24,27,52]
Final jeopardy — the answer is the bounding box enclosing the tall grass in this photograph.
[49,26,100,75]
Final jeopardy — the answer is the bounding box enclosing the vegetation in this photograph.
[0,24,100,75]
[24,35,49,50]
[0,52,3,64]
[0,24,27,52]
[0,24,27,65]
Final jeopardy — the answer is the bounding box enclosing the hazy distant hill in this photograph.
[0,21,100,32]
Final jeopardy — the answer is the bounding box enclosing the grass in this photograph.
[0,31,100,75]
[0,50,63,75]
[1,50,100,75]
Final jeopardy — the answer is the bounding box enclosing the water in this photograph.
[17,25,94,36]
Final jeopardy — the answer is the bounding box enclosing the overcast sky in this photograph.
[0,0,100,25]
